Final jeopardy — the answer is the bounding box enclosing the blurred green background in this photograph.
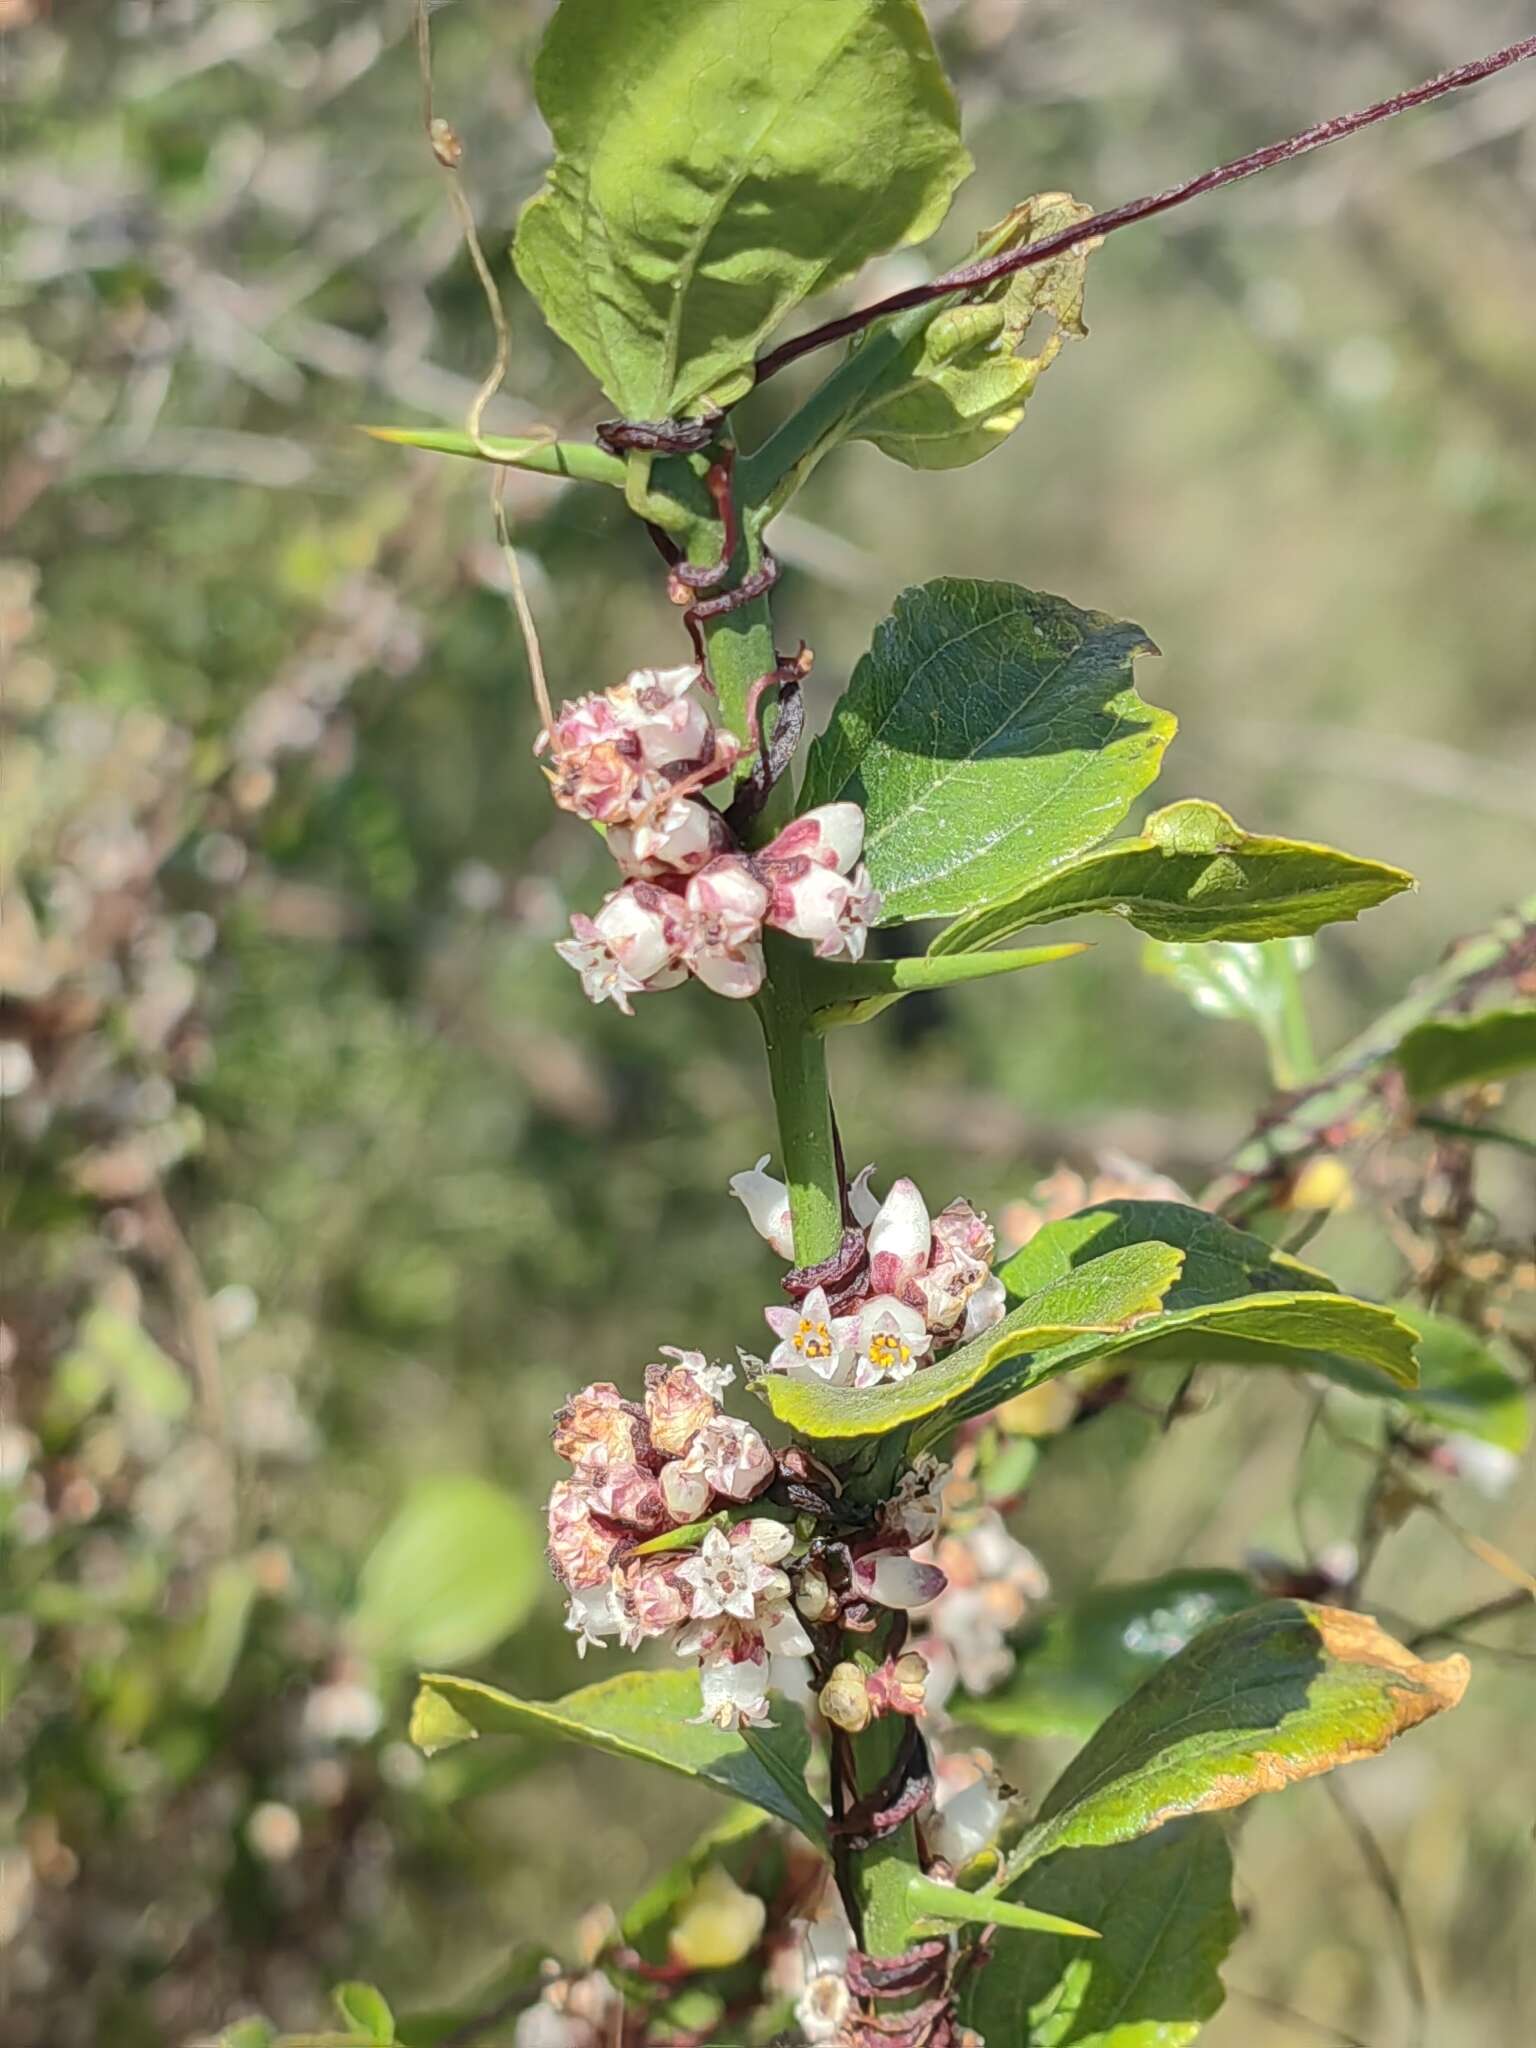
[3,3,1534,2044]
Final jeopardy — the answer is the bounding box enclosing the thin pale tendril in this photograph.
[413,0,554,737]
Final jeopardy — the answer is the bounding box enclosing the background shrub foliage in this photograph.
[2,5,1534,2047]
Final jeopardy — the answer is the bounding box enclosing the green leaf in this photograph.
[846,193,1099,470]
[362,426,627,487]
[351,1477,541,1669]
[1308,1303,1530,1455]
[906,1871,1099,1941]
[807,941,1088,1030]
[996,1199,1327,1308]
[956,1571,1264,1741]
[1008,1601,1468,1875]
[800,580,1172,925]
[1396,1005,1536,1099]
[220,2024,277,2048]
[759,1242,1185,1439]
[962,1821,1236,2047]
[333,1986,394,2044]
[764,1201,1419,1444]
[514,0,971,419]
[933,799,1412,954]
[409,1670,826,1843]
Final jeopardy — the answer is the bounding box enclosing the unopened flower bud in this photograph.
[682,857,767,999]
[793,1564,837,1625]
[867,1650,929,1718]
[818,1661,873,1733]
[728,1155,796,1261]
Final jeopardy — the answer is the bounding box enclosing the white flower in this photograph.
[729,1155,796,1261]
[795,1970,852,2043]
[656,1344,735,1400]
[927,1767,1008,1867]
[676,1525,789,1621]
[848,1163,881,1227]
[960,1272,1007,1341]
[563,1581,624,1656]
[763,1285,857,1383]
[850,1295,932,1389]
[759,803,866,876]
[683,1414,776,1501]
[677,1614,776,1729]
[609,662,716,770]
[866,1177,932,1296]
[607,795,729,877]
[682,857,768,999]
[852,1549,948,1611]
[759,1598,814,1660]
[555,882,687,1014]
[658,1460,713,1523]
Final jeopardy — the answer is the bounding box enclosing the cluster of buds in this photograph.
[542,664,879,1011]
[913,1506,1049,1708]
[732,1164,1007,1391]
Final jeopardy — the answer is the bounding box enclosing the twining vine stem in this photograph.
[752,33,1536,385]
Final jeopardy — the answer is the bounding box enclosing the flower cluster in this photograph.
[543,664,879,1011]
[546,1351,960,1730]
[732,1164,1007,1390]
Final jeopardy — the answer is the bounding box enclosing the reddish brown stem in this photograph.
[754,34,1536,385]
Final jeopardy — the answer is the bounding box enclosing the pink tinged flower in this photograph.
[611,663,724,775]
[607,796,729,879]
[658,1459,713,1524]
[763,1285,856,1384]
[551,1382,648,1472]
[760,803,866,876]
[555,882,688,1015]
[852,1548,948,1611]
[932,1196,996,1268]
[728,1155,796,1261]
[881,1455,950,1546]
[588,1460,668,1534]
[682,1414,776,1503]
[546,1479,623,1591]
[850,1295,932,1390]
[616,1555,693,1646]
[644,1358,721,1457]
[682,857,768,999]
[866,1177,932,1297]
[867,1650,930,1718]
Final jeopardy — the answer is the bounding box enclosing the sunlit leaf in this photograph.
[801,580,1172,924]
[933,799,1411,954]
[962,1821,1236,2047]
[1007,1601,1467,1874]
[514,0,970,418]
[351,1477,542,1669]
[409,1670,826,1842]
